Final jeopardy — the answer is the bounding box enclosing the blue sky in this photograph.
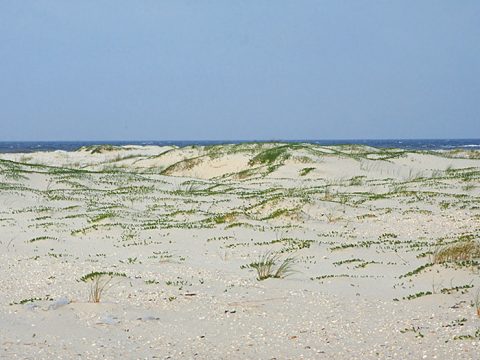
[1,1,479,140]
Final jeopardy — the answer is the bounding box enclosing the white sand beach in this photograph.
[1,143,479,359]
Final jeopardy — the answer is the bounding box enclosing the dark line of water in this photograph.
[0,139,479,153]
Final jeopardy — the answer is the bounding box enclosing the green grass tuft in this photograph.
[243,251,296,280]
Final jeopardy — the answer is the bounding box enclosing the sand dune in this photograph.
[1,143,479,359]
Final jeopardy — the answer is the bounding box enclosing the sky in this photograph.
[0,1,479,141]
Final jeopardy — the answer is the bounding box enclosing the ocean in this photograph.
[0,139,479,153]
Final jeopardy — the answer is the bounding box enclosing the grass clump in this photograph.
[262,208,291,221]
[89,212,115,223]
[249,146,290,166]
[79,271,126,303]
[299,167,315,176]
[80,145,119,154]
[433,241,480,264]
[212,212,237,224]
[243,251,296,280]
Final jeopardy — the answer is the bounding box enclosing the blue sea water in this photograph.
[0,139,479,153]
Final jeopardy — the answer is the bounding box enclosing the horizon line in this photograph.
[1,138,480,143]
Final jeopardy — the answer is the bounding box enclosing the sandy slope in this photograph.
[0,143,479,359]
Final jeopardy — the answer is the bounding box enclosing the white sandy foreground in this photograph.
[0,143,479,359]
